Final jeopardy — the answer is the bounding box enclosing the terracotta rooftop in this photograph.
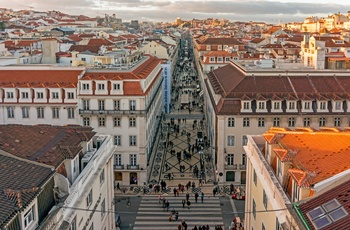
[0,125,95,168]
[263,128,350,187]
[207,62,350,115]
[0,153,54,228]
[0,70,82,88]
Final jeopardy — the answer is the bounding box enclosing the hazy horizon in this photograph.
[2,0,350,23]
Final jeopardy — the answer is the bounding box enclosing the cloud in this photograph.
[2,0,350,23]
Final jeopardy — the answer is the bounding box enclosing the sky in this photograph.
[1,0,350,23]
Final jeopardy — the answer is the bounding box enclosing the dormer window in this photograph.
[225,57,230,62]
[37,92,44,99]
[258,101,265,110]
[67,92,74,99]
[22,92,29,99]
[289,102,295,110]
[319,101,327,110]
[273,101,280,110]
[82,83,90,90]
[7,92,13,99]
[98,83,105,90]
[113,83,120,90]
[304,101,310,110]
[334,101,342,111]
[210,57,215,62]
[217,57,223,62]
[206,45,211,51]
[243,102,250,110]
[218,45,222,50]
[52,92,59,99]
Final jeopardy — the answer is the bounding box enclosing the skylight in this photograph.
[307,199,348,229]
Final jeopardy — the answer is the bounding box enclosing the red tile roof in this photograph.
[0,70,82,88]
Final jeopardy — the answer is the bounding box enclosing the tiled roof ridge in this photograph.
[3,187,39,209]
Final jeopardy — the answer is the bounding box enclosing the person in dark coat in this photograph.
[194,192,199,203]
[182,199,185,209]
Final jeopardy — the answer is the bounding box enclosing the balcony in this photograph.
[225,163,238,170]
[239,164,246,170]
[79,109,146,116]
[127,164,140,170]
[114,164,124,170]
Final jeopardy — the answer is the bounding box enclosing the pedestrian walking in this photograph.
[187,200,191,209]
[174,188,177,197]
[201,192,204,203]
[186,193,190,202]
[213,188,217,197]
[182,199,185,209]
[194,192,199,203]
[165,200,170,211]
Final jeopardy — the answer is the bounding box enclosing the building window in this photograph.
[129,117,136,127]
[273,101,280,110]
[258,118,265,127]
[86,189,92,207]
[81,57,86,61]
[82,100,90,110]
[114,135,121,146]
[114,100,120,110]
[22,107,29,118]
[83,117,90,126]
[304,101,310,110]
[37,92,44,99]
[243,102,250,110]
[303,117,310,127]
[7,107,14,118]
[114,117,121,127]
[288,117,295,127]
[227,154,234,165]
[289,101,295,110]
[82,83,90,90]
[263,189,268,209]
[52,92,59,99]
[130,154,137,165]
[52,107,60,119]
[101,199,106,218]
[276,217,282,230]
[129,100,136,111]
[69,216,77,230]
[217,57,223,62]
[98,83,105,90]
[98,117,105,127]
[22,92,29,99]
[253,199,256,219]
[334,117,341,127]
[98,100,105,110]
[225,57,230,61]
[227,136,235,146]
[319,117,326,127]
[293,181,299,202]
[243,118,250,127]
[100,169,105,184]
[253,169,257,186]
[24,207,34,228]
[320,101,327,110]
[242,154,246,166]
[258,102,265,110]
[37,107,44,119]
[129,135,137,146]
[273,117,280,127]
[242,135,248,146]
[67,108,75,119]
[228,117,235,127]
[115,154,122,165]
[206,45,211,51]
[67,92,74,99]
[113,83,120,90]
[335,101,342,110]
[6,92,13,99]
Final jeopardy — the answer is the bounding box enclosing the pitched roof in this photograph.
[196,37,243,45]
[0,125,95,168]
[69,45,100,54]
[0,70,82,88]
[264,128,350,187]
[0,153,54,228]
[298,179,350,230]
